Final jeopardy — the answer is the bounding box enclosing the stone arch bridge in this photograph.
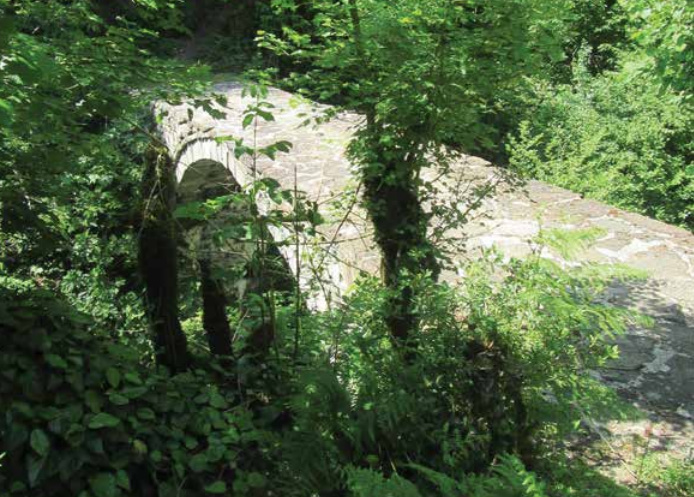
[156,82,694,452]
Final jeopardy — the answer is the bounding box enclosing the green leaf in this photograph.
[189,453,208,473]
[124,372,142,385]
[174,201,208,221]
[184,436,198,449]
[121,386,147,399]
[89,472,118,497]
[261,178,281,191]
[260,146,276,160]
[30,429,50,457]
[242,113,255,128]
[209,392,227,409]
[106,367,121,388]
[136,407,156,420]
[204,481,227,494]
[45,353,68,369]
[273,140,292,152]
[116,470,131,491]
[27,454,45,487]
[256,110,275,122]
[88,413,121,429]
[247,472,266,488]
[0,98,14,127]
[133,439,148,456]
[214,135,236,144]
[85,390,103,413]
[108,393,130,406]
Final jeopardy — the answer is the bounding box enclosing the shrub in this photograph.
[273,233,642,494]
[1,231,643,496]
[508,56,693,229]
[0,281,269,497]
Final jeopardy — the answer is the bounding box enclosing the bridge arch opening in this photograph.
[177,158,239,204]
[176,156,296,355]
[176,156,295,304]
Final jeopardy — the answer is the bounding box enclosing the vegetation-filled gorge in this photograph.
[1,1,692,496]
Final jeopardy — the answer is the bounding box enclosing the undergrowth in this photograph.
[0,232,650,496]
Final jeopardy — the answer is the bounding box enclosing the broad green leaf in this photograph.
[136,407,156,420]
[189,453,208,473]
[88,413,121,429]
[184,436,198,449]
[30,429,50,457]
[45,353,67,369]
[204,481,227,494]
[174,201,209,221]
[0,98,14,126]
[124,372,142,385]
[273,140,292,152]
[132,439,148,455]
[209,392,227,409]
[116,470,130,491]
[106,368,121,388]
[85,390,103,413]
[89,472,118,497]
[247,472,267,488]
[121,386,148,399]
[242,113,255,128]
[256,110,275,122]
[150,450,162,463]
[260,146,276,160]
[109,393,130,406]
[27,455,45,487]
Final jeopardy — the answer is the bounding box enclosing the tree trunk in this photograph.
[139,144,190,372]
[362,148,440,349]
[346,0,438,351]
[199,258,233,356]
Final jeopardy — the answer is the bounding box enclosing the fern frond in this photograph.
[345,466,422,497]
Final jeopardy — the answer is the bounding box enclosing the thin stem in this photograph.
[292,160,302,361]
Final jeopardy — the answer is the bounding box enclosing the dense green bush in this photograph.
[1,234,642,496]
[508,58,693,229]
[254,238,642,495]
[507,0,693,230]
[0,282,271,497]
[623,0,693,93]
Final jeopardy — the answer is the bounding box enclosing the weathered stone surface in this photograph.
[156,83,694,436]
[604,336,657,372]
